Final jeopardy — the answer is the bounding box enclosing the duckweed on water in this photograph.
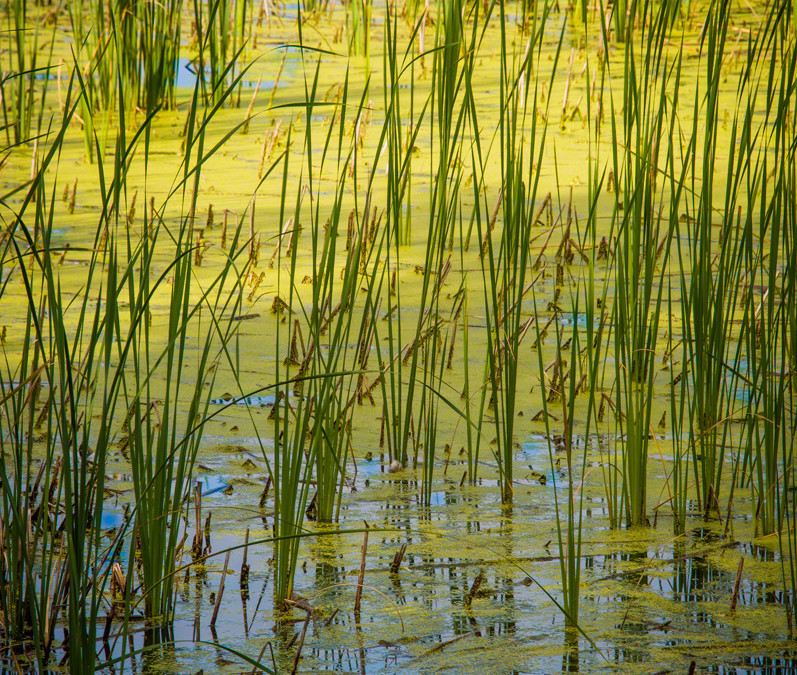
[0,0,795,672]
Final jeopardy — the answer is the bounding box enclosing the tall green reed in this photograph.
[67,0,183,114]
[0,76,144,671]
[269,48,352,604]
[2,0,53,145]
[529,57,609,618]
[477,0,557,502]
[119,65,253,632]
[269,43,402,602]
[741,6,797,537]
[667,2,785,535]
[193,0,249,107]
[0,146,75,672]
[399,0,470,500]
[296,66,381,524]
[676,0,750,519]
[374,0,468,488]
[374,11,429,473]
[781,14,797,630]
[607,0,684,527]
[347,0,373,64]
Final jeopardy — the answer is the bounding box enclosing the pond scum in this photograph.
[0,0,795,672]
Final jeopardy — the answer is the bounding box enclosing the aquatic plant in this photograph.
[373,10,428,474]
[66,0,183,114]
[478,0,558,503]
[347,0,373,63]
[607,0,682,527]
[192,0,249,107]
[0,84,112,670]
[1,0,796,670]
[677,0,748,521]
[2,0,53,145]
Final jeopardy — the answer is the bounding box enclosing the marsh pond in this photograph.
[1,0,796,672]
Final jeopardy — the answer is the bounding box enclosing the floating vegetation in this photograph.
[0,0,795,672]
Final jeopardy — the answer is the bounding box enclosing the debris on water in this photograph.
[388,460,402,473]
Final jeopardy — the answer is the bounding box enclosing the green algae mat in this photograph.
[0,0,795,672]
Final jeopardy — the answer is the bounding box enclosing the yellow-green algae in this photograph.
[1,0,795,672]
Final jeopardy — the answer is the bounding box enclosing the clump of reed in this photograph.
[0,42,253,670]
[477,0,558,503]
[2,0,54,146]
[606,0,683,528]
[66,0,182,114]
[0,78,128,671]
[121,71,252,631]
[373,9,428,474]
